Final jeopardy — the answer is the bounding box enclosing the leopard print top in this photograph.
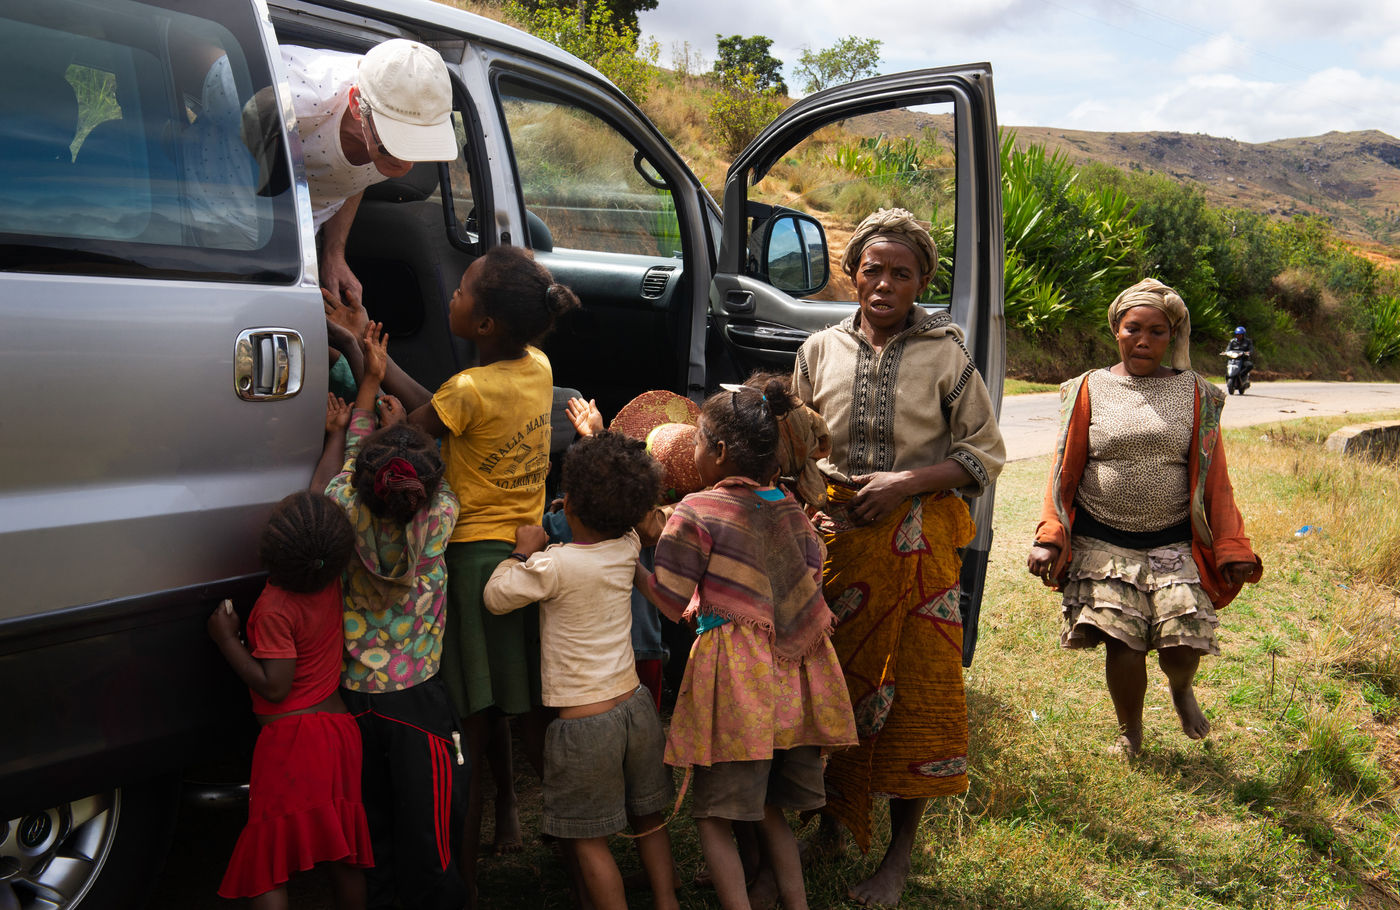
[1075,368,1196,533]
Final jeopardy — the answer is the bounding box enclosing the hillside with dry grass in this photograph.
[819,106,1400,256]
[1011,126,1400,256]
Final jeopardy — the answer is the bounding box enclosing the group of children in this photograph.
[208,246,857,910]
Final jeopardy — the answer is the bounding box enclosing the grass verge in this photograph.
[1004,378,1059,395]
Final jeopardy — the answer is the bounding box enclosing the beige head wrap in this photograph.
[1107,278,1192,371]
[841,208,938,281]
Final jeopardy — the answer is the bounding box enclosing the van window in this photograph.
[745,104,956,305]
[497,78,682,260]
[0,0,299,282]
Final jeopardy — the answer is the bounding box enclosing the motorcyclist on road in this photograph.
[1227,326,1254,359]
[1225,325,1254,393]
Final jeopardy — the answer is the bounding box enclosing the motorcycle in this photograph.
[1222,350,1252,395]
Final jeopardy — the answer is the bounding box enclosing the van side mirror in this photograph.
[751,210,829,297]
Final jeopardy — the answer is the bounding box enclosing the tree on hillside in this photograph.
[795,36,881,94]
[517,0,657,35]
[713,34,786,95]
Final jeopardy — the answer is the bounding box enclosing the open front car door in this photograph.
[710,64,1004,664]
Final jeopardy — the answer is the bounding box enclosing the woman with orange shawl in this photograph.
[1027,278,1262,756]
[794,208,1005,905]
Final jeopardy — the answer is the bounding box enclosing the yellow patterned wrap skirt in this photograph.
[815,484,974,852]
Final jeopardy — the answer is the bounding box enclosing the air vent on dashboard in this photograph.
[641,265,676,299]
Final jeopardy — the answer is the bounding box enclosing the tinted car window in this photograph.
[0,0,299,282]
[498,77,682,260]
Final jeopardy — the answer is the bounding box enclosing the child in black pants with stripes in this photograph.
[314,323,468,909]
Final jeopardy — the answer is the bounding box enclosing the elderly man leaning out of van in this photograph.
[281,38,459,303]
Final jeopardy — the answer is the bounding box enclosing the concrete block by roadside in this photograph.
[1325,421,1400,460]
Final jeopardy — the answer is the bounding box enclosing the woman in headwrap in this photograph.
[1027,278,1262,757]
[794,208,1004,906]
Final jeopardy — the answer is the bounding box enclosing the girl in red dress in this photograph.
[207,491,373,909]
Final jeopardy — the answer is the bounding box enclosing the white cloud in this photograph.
[1174,33,1250,74]
[1171,0,1392,42]
[1359,32,1400,70]
[1131,68,1400,141]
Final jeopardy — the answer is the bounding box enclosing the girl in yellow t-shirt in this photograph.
[354,245,580,900]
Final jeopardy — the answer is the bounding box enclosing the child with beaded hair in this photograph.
[484,431,679,910]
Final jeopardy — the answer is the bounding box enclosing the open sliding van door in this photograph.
[710,64,1004,665]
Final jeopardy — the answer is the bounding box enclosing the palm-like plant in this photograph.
[1001,131,1144,334]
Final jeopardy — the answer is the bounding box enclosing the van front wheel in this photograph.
[0,776,179,909]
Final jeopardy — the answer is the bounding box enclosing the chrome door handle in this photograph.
[234,328,305,401]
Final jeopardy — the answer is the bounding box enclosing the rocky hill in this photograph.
[850,111,1400,258]
[1015,126,1400,253]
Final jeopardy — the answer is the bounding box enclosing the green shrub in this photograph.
[503,2,659,103]
[826,133,942,180]
[1272,268,1324,322]
[1000,132,1144,334]
[707,71,784,158]
[1365,294,1400,364]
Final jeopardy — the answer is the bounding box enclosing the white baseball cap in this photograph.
[357,39,457,161]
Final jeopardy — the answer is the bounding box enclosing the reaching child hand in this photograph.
[566,397,604,438]
[325,317,358,357]
[361,321,390,383]
[207,599,241,643]
[326,393,352,434]
[323,286,369,340]
[376,394,407,428]
[513,525,549,557]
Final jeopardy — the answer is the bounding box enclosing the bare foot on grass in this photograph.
[848,855,911,907]
[1109,726,1142,758]
[1172,686,1211,740]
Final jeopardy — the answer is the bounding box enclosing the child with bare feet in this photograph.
[484,431,679,910]
[1027,278,1262,756]
[636,380,858,910]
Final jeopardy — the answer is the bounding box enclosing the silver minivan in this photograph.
[0,0,1003,904]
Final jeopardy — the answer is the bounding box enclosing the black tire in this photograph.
[0,775,180,910]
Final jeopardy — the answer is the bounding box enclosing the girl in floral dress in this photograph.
[637,379,858,910]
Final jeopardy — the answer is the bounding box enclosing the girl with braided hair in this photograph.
[348,246,581,902]
[636,379,858,910]
[206,491,372,907]
[312,323,467,909]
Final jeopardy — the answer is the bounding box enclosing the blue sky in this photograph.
[637,0,1400,143]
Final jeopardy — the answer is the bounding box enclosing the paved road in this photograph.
[999,380,1400,462]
